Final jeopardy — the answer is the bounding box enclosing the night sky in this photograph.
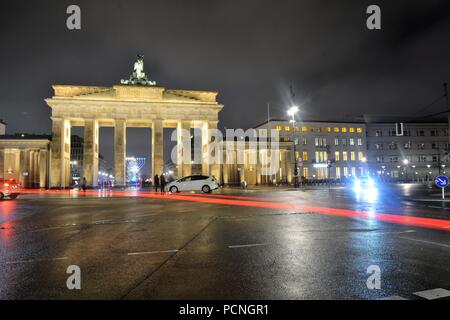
[0,0,449,174]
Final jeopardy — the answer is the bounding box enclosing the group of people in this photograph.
[153,174,166,193]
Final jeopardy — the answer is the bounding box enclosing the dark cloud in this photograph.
[0,0,449,172]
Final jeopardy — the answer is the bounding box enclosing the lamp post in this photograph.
[403,159,409,182]
[288,106,299,187]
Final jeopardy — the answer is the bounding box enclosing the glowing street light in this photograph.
[361,157,367,163]
[403,159,409,165]
[287,105,299,188]
[287,106,299,117]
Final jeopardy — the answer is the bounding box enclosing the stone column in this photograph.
[83,119,99,187]
[30,150,36,188]
[114,119,127,187]
[50,118,71,188]
[152,120,164,177]
[286,150,293,184]
[18,149,26,186]
[256,150,262,185]
[0,149,4,180]
[20,149,31,188]
[208,121,221,181]
[201,121,209,176]
[39,149,48,188]
[177,121,191,178]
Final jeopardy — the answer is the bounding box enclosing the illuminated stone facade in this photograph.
[45,84,223,188]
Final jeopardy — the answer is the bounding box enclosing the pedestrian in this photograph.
[82,177,87,191]
[154,174,160,192]
[160,174,166,193]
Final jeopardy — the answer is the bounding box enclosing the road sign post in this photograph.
[435,175,449,200]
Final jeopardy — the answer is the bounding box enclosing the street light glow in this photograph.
[287,106,299,116]
[403,159,409,165]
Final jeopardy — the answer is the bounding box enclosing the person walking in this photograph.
[154,174,160,192]
[82,177,87,191]
[160,174,166,193]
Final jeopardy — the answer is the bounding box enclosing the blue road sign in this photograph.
[435,175,449,188]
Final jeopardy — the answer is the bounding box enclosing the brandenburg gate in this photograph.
[45,56,223,188]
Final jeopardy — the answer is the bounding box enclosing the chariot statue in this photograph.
[121,54,156,86]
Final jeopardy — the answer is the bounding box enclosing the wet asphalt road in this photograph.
[0,184,449,300]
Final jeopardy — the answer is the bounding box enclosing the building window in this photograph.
[302,151,308,161]
[275,125,282,131]
[342,152,348,161]
[334,138,339,146]
[358,151,364,161]
[334,128,340,133]
[418,155,427,162]
[302,126,307,133]
[375,130,383,137]
[431,143,437,149]
[417,130,425,137]
[294,126,299,132]
[433,156,438,162]
[376,156,384,163]
[342,128,347,133]
[295,151,300,160]
[318,127,323,133]
[431,130,438,137]
[285,126,291,132]
[302,136,307,145]
[315,151,328,163]
[390,156,399,163]
[404,142,411,149]
[357,128,363,134]
[335,167,341,178]
[349,128,355,133]
[418,143,425,150]
[303,167,309,178]
[375,143,383,150]
[351,167,356,176]
[326,127,331,133]
[357,138,362,146]
[335,151,340,161]
[310,128,314,133]
[342,139,347,146]
[349,138,355,146]
[343,167,349,177]
[350,151,355,161]
[388,142,397,150]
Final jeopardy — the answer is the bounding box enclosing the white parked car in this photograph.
[166,175,219,193]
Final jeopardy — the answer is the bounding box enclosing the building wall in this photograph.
[0,121,6,135]
[255,120,368,180]
[366,122,450,181]
[0,137,50,188]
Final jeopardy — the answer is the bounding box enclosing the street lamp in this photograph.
[287,105,299,187]
[403,159,409,181]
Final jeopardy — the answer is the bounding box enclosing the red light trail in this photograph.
[8,189,450,231]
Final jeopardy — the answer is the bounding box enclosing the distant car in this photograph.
[166,175,219,193]
[352,176,376,192]
[0,179,21,200]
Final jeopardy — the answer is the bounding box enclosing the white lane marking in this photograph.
[228,243,268,249]
[133,214,157,218]
[93,219,114,224]
[381,296,408,300]
[5,257,68,265]
[377,229,416,235]
[413,288,450,300]
[127,249,179,256]
[397,236,450,249]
